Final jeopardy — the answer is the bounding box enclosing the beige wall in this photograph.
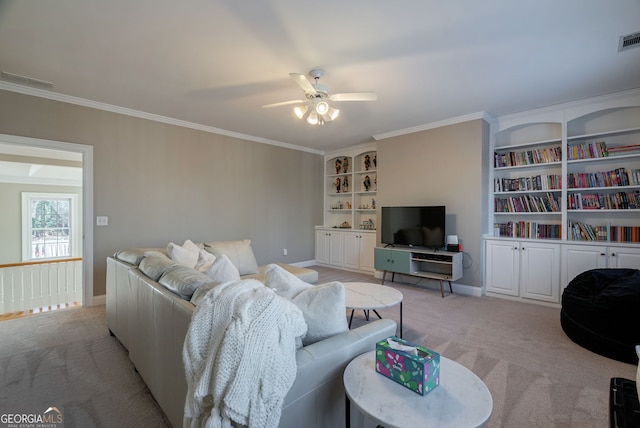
[377,119,489,288]
[0,90,323,296]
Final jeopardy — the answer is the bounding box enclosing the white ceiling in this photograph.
[1,0,639,152]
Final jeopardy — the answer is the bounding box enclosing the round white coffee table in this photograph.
[344,351,493,428]
[344,282,403,337]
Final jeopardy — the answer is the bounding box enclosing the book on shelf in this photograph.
[567,190,640,210]
[607,144,640,156]
[494,193,561,213]
[567,168,640,188]
[568,140,608,160]
[494,221,561,239]
[494,146,561,168]
[494,174,562,192]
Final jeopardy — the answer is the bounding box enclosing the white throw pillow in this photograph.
[195,249,216,272]
[264,263,312,299]
[205,254,241,283]
[292,281,348,346]
[204,239,259,275]
[166,241,199,269]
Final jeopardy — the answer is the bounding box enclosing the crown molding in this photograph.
[372,111,494,141]
[0,81,324,155]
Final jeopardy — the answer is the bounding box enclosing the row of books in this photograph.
[567,168,640,189]
[567,191,640,210]
[567,141,607,160]
[607,143,640,156]
[568,221,640,243]
[493,222,561,239]
[568,221,608,241]
[494,146,562,168]
[494,174,562,192]
[495,193,561,213]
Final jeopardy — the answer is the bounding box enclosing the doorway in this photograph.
[0,134,93,314]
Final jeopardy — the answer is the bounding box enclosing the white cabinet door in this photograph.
[329,231,344,266]
[520,242,560,303]
[563,245,608,286]
[610,247,640,269]
[315,230,331,265]
[343,232,360,270]
[485,240,519,297]
[358,233,376,272]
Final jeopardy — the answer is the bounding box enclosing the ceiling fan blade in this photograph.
[290,73,317,95]
[261,99,307,108]
[329,92,378,102]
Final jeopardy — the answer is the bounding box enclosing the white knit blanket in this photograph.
[183,279,307,428]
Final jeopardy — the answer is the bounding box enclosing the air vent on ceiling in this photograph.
[618,31,640,52]
[1,71,54,88]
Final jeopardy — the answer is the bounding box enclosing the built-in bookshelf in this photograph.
[323,146,377,231]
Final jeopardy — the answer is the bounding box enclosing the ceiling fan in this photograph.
[261,69,377,125]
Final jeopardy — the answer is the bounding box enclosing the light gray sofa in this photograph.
[106,243,396,428]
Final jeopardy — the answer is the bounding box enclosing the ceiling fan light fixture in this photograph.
[315,100,330,115]
[327,107,340,120]
[307,110,319,125]
[293,105,308,119]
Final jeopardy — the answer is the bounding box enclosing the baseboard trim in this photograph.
[92,294,106,306]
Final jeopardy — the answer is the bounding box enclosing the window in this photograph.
[22,193,80,261]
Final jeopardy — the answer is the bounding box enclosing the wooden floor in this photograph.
[0,302,81,321]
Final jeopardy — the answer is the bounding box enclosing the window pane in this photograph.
[30,199,71,259]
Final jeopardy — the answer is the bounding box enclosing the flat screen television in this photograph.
[381,206,446,248]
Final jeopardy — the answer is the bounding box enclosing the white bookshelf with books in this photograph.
[486,90,640,305]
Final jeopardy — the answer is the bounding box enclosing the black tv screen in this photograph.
[381,206,446,248]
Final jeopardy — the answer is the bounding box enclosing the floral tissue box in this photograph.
[375,336,440,396]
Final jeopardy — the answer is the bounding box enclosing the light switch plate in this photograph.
[96,216,109,226]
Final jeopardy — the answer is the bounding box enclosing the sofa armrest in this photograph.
[285,318,397,406]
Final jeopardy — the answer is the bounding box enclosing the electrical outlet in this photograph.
[96,216,109,226]
[283,248,288,256]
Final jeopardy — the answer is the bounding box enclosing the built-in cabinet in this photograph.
[562,244,640,287]
[486,91,640,305]
[315,228,376,273]
[317,144,378,273]
[485,239,560,303]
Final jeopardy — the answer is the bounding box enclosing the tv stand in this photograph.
[374,247,463,298]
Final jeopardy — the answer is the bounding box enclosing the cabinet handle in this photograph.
[514,247,518,250]
[611,253,616,257]
[600,253,606,256]
[522,247,525,250]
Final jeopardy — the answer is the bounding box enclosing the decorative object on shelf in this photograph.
[372,198,376,209]
[346,201,352,209]
[342,176,349,192]
[343,157,349,173]
[331,201,344,210]
[334,221,351,229]
[335,158,342,174]
[335,177,341,193]
[360,218,375,230]
[364,154,371,171]
[363,175,371,191]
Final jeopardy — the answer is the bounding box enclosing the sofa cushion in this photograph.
[293,282,348,346]
[264,263,312,299]
[264,263,348,345]
[189,282,221,306]
[204,239,259,275]
[115,248,154,266]
[205,254,241,283]
[139,255,177,281]
[158,265,213,300]
[167,241,200,269]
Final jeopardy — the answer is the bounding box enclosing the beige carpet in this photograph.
[0,266,636,427]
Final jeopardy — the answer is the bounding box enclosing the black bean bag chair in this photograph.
[561,268,640,365]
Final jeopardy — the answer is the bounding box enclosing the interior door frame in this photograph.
[0,134,94,306]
